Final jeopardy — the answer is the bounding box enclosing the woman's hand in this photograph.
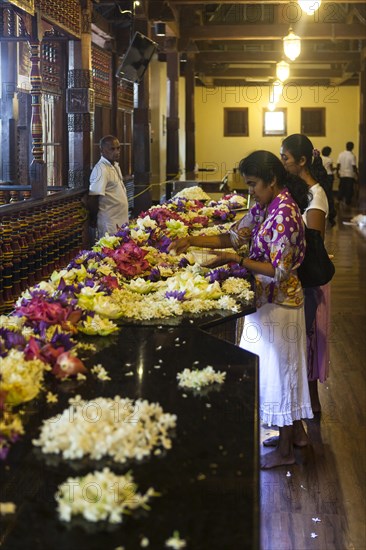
[202,251,239,268]
[168,236,192,255]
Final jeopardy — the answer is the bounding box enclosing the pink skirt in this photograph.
[307,283,331,382]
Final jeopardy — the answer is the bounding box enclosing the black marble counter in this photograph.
[0,319,259,550]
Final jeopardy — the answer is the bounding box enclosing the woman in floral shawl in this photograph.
[169,150,313,468]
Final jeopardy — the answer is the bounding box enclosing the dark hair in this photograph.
[322,146,331,157]
[346,141,354,151]
[100,135,119,148]
[239,150,310,213]
[281,133,328,187]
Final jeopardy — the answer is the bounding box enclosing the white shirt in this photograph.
[89,156,129,237]
[337,150,357,178]
[302,183,329,226]
[321,155,334,176]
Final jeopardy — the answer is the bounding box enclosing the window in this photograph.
[224,108,249,137]
[263,109,287,136]
[301,108,325,136]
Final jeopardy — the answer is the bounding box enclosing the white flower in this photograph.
[91,364,111,381]
[33,396,177,463]
[177,366,226,390]
[310,532,318,538]
[46,392,58,404]
[56,468,156,524]
[174,185,210,201]
[165,531,187,549]
[135,216,158,231]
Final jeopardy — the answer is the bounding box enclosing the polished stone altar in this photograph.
[0,306,259,549]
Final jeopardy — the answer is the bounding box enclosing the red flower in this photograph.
[16,297,82,330]
[101,275,120,290]
[52,351,87,379]
[103,241,150,279]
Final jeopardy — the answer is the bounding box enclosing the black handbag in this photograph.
[298,226,335,288]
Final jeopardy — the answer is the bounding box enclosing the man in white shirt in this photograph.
[336,142,358,206]
[88,135,129,238]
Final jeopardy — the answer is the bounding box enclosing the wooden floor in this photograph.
[260,190,366,550]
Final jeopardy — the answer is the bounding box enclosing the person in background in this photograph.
[321,146,337,226]
[281,134,329,414]
[169,150,313,469]
[336,142,358,206]
[88,135,129,239]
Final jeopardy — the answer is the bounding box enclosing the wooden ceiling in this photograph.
[94,0,366,86]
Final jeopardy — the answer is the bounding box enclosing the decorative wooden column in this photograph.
[185,52,196,180]
[133,20,152,216]
[166,44,180,181]
[29,33,46,197]
[67,0,94,188]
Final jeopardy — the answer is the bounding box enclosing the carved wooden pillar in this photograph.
[185,53,196,179]
[67,0,94,188]
[29,28,46,197]
[133,20,152,216]
[166,46,179,181]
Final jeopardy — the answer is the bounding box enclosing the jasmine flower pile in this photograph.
[33,395,177,463]
[56,468,157,523]
[177,366,226,390]
[174,186,211,201]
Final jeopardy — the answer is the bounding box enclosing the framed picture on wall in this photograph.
[224,108,249,137]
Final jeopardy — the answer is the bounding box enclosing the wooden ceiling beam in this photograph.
[194,50,361,64]
[207,77,358,86]
[180,23,366,40]
[200,67,344,77]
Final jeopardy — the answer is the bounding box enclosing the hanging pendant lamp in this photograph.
[283,28,301,61]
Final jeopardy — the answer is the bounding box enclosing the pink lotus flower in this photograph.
[16,297,82,331]
[140,208,185,228]
[103,241,150,279]
[52,351,87,379]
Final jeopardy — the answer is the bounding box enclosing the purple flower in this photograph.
[165,290,186,301]
[206,267,230,283]
[50,331,74,351]
[178,257,189,268]
[0,329,26,356]
[156,235,172,253]
[148,268,161,282]
[115,225,131,241]
[227,263,249,278]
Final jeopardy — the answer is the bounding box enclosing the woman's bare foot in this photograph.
[263,421,309,448]
[260,448,296,469]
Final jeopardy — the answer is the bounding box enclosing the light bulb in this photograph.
[298,0,321,15]
[283,29,301,61]
[276,61,290,82]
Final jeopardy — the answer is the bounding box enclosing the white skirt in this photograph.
[240,303,313,427]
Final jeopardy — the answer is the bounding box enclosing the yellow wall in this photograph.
[194,84,360,183]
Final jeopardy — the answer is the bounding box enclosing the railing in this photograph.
[0,189,89,313]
